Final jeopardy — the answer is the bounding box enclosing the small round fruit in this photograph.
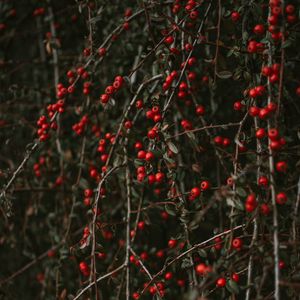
[232,238,243,250]
[190,187,201,198]
[216,277,226,288]
[168,239,177,248]
[276,192,287,205]
[232,273,240,282]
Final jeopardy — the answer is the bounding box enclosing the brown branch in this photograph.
[213,0,222,83]
[168,122,241,139]
[162,1,213,116]
[141,224,246,295]
[73,264,126,300]
[129,248,162,300]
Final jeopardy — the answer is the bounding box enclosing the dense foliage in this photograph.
[0,0,300,299]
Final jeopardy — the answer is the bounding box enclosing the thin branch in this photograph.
[168,122,241,139]
[266,21,280,300]
[129,248,162,300]
[162,1,213,116]
[141,224,246,295]
[213,0,222,82]
[73,264,126,300]
[124,146,131,300]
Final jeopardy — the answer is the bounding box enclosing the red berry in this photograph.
[270,73,279,83]
[279,260,285,269]
[98,47,106,56]
[285,4,295,14]
[268,15,278,25]
[232,273,240,282]
[136,99,143,109]
[148,129,158,139]
[222,138,231,147]
[260,203,271,215]
[216,277,226,288]
[258,176,269,187]
[253,24,265,35]
[134,141,143,150]
[247,41,258,54]
[276,161,287,173]
[200,180,210,191]
[190,187,201,198]
[156,249,164,258]
[145,151,154,161]
[246,193,257,205]
[232,238,243,250]
[148,174,156,185]
[256,128,266,139]
[196,263,208,275]
[287,14,297,23]
[249,106,260,117]
[100,94,110,104]
[249,88,258,97]
[245,202,256,213]
[123,22,129,30]
[268,128,279,141]
[177,279,185,287]
[84,189,93,197]
[262,66,273,76]
[164,36,174,44]
[137,221,145,230]
[276,192,287,205]
[270,140,281,151]
[155,172,165,183]
[137,150,146,159]
[165,272,173,280]
[234,101,243,111]
[124,120,132,129]
[188,57,196,66]
[168,239,177,248]
[214,136,223,145]
[231,11,240,22]
[267,102,278,112]
[258,108,270,120]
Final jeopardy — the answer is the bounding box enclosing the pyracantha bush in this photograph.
[0,0,300,299]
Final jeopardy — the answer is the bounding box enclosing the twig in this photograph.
[276,0,285,124]
[266,19,280,299]
[89,165,124,298]
[129,248,162,300]
[162,1,213,116]
[0,142,39,204]
[245,116,260,300]
[213,0,222,82]
[142,1,156,46]
[168,122,241,139]
[141,224,246,295]
[73,264,126,300]
[124,146,131,300]
[292,176,300,247]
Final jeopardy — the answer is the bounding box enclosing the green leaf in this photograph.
[186,131,196,141]
[165,204,177,216]
[181,258,193,269]
[282,40,292,49]
[242,31,249,41]
[226,279,240,294]
[236,187,247,197]
[216,71,233,79]
[167,141,179,154]
[163,153,175,164]
[79,178,89,189]
[197,249,207,258]
[243,71,251,81]
[226,197,244,211]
